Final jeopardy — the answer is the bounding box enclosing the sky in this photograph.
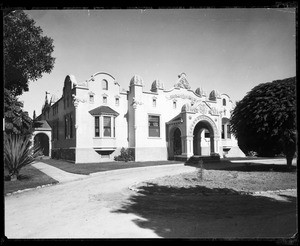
[18,8,296,117]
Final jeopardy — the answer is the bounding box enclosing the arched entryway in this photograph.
[193,121,214,156]
[168,126,182,160]
[34,133,50,156]
[173,128,182,155]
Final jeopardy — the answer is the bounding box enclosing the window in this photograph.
[221,125,225,139]
[115,98,119,106]
[223,98,226,106]
[57,121,59,140]
[70,114,73,138]
[103,116,111,137]
[227,124,231,139]
[89,94,94,103]
[149,115,160,137]
[103,96,107,104]
[94,115,116,138]
[67,96,69,107]
[173,101,177,109]
[113,117,116,137]
[204,129,210,138]
[65,116,68,139]
[102,80,108,90]
[95,116,100,137]
[153,98,156,107]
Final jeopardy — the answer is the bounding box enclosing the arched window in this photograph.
[223,98,226,106]
[102,80,108,90]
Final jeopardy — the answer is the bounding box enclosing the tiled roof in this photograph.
[89,106,119,116]
[33,120,52,130]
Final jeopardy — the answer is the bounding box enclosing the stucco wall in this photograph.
[75,147,122,163]
[36,72,244,163]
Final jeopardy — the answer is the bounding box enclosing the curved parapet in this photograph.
[90,71,116,81]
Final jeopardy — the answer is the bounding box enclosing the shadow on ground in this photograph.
[190,161,297,173]
[113,184,297,238]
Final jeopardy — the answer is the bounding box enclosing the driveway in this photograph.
[5,164,197,238]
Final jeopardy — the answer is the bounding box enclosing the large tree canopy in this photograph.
[230,77,296,166]
[4,88,33,136]
[4,10,55,96]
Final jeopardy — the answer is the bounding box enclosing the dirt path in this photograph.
[5,163,297,239]
[5,164,196,238]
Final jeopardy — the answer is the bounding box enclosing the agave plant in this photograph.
[4,134,42,181]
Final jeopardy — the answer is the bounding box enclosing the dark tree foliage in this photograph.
[4,10,55,96]
[4,88,33,136]
[230,77,296,167]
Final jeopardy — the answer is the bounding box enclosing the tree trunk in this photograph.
[10,174,18,181]
[9,170,19,181]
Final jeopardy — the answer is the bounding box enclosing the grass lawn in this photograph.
[39,157,296,175]
[4,165,58,195]
[39,158,183,175]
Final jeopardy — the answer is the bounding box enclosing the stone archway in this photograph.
[193,121,214,156]
[34,133,50,156]
[189,115,220,156]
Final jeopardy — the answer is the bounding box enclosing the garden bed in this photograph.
[4,165,58,195]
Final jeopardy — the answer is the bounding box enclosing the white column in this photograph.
[182,135,194,158]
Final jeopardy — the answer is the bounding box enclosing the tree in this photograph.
[4,10,55,96]
[230,77,296,167]
[4,88,33,136]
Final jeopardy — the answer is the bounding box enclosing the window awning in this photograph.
[89,106,119,116]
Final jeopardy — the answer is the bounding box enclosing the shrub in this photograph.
[114,147,135,162]
[210,152,220,157]
[247,151,258,157]
[4,134,42,181]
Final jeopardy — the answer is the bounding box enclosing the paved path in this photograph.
[5,164,197,238]
[32,162,87,183]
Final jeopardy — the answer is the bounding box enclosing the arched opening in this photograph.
[193,121,214,156]
[173,128,182,156]
[34,133,50,156]
[168,127,182,160]
[102,79,108,90]
[223,98,226,106]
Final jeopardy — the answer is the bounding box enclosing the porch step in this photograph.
[185,155,220,165]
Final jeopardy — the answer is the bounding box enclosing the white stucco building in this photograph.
[34,71,245,163]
